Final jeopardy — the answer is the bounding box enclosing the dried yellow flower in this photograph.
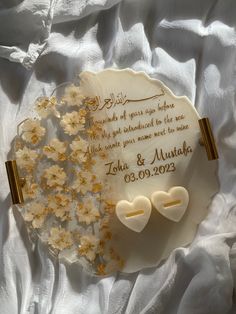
[97,263,106,276]
[78,108,87,117]
[86,126,99,139]
[92,182,103,193]
[82,157,96,171]
[103,200,116,214]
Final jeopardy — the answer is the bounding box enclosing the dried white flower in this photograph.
[78,234,99,262]
[21,119,46,144]
[24,202,47,229]
[16,146,38,172]
[77,197,100,225]
[70,136,87,152]
[35,96,60,118]
[63,84,84,107]
[70,137,88,162]
[43,139,67,161]
[72,171,93,194]
[48,193,71,221]
[48,227,73,251]
[43,165,66,187]
[60,111,85,136]
[22,179,39,200]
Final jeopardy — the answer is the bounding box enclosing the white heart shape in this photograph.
[116,196,152,232]
[151,187,189,222]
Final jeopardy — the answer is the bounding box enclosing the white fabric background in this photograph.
[0,0,236,313]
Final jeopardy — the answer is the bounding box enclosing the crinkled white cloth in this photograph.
[1,0,236,313]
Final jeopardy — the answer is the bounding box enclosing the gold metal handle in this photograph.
[5,160,24,205]
[198,118,219,160]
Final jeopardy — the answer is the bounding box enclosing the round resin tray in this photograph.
[11,69,218,275]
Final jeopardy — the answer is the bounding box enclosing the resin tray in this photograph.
[10,69,218,275]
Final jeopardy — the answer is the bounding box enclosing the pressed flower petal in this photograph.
[63,84,85,107]
[24,202,48,229]
[48,193,71,221]
[76,197,100,225]
[43,139,67,161]
[78,234,99,262]
[60,111,85,136]
[48,227,73,251]
[35,96,60,118]
[43,165,66,187]
[22,180,39,199]
[16,147,38,172]
[21,119,46,144]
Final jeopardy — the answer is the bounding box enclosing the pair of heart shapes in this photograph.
[115,186,189,232]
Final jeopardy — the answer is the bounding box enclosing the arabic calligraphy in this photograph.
[85,89,165,112]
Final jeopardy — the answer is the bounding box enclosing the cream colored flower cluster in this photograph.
[21,119,46,145]
[16,147,38,172]
[43,165,67,189]
[35,96,60,118]
[48,227,73,251]
[47,193,71,221]
[14,83,124,275]
[60,110,86,135]
[76,197,100,225]
[24,201,48,229]
[43,139,67,161]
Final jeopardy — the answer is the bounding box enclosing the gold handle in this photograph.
[5,160,24,205]
[199,118,219,160]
